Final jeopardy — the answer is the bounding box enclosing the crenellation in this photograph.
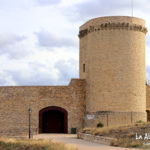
[79,22,148,38]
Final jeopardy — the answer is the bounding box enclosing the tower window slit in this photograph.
[83,64,85,72]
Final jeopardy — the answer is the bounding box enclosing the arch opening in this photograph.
[39,106,68,133]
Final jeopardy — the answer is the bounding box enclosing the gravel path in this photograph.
[33,134,138,150]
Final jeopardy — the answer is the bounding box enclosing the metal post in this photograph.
[28,108,32,139]
[131,0,133,17]
[107,113,108,127]
[131,112,133,124]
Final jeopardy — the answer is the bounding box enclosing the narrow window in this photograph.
[83,64,85,72]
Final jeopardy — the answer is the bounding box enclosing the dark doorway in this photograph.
[147,110,150,122]
[39,106,68,133]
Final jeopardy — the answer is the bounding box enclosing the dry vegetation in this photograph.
[0,138,78,150]
[80,121,150,148]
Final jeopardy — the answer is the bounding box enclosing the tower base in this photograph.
[84,111,147,128]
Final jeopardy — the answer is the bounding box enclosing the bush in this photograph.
[136,120,143,124]
[97,122,104,128]
[135,120,146,126]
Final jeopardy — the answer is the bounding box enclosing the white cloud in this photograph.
[0,34,33,59]
[35,30,77,48]
[0,0,149,85]
[0,70,16,85]
[55,59,78,85]
[0,36,78,85]
[36,0,61,6]
[146,65,150,81]
[0,33,25,48]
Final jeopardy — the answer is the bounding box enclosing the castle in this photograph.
[0,16,150,137]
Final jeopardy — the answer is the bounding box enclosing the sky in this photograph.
[0,0,150,86]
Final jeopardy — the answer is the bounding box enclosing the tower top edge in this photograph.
[80,16,145,30]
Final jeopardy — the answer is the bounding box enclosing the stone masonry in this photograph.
[0,79,85,136]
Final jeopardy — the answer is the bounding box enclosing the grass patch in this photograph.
[110,138,143,148]
[81,122,150,148]
[0,138,78,150]
[81,121,148,138]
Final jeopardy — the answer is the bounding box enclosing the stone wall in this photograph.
[77,132,116,145]
[0,79,86,137]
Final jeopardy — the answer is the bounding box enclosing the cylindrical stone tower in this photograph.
[79,16,147,127]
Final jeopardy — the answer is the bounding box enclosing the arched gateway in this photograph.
[39,106,68,133]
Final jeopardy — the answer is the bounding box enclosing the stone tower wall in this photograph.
[146,85,150,109]
[79,16,147,127]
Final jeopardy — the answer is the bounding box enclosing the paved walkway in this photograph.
[33,134,138,150]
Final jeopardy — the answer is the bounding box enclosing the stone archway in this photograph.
[39,106,68,133]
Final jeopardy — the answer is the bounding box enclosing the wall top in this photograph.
[80,16,145,30]
[79,16,147,38]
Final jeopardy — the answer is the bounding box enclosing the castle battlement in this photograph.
[79,22,147,38]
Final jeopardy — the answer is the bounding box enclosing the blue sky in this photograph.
[0,0,149,85]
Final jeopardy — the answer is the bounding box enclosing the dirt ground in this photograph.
[33,134,139,150]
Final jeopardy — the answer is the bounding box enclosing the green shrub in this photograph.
[71,128,77,134]
[136,120,142,123]
[97,122,104,128]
